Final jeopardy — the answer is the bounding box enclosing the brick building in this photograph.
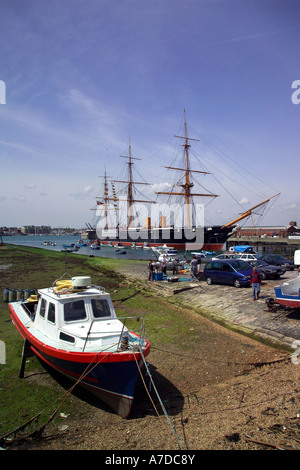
[236,221,300,239]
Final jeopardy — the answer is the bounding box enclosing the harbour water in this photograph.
[2,234,187,261]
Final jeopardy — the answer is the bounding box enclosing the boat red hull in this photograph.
[9,304,150,418]
[275,298,300,309]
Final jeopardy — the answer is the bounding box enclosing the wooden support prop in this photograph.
[19,338,33,379]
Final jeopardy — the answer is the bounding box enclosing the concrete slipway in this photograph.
[118,263,300,351]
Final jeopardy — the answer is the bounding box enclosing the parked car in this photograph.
[248,259,285,279]
[212,253,240,260]
[203,259,253,288]
[257,255,296,270]
[236,253,259,262]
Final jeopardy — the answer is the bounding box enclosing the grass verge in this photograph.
[0,245,197,440]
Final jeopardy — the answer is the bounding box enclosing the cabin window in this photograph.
[64,300,86,322]
[60,332,75,343]
[91,298,111,318]
[40,298,47,318]
[47,302,56,324]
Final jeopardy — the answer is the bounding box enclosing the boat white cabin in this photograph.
[9,275,150,417]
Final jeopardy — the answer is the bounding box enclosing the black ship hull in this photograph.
[84,225,234,251]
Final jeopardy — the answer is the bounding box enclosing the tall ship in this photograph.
[86,112,279,251]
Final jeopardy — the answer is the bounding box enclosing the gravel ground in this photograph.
[8,262,300,451]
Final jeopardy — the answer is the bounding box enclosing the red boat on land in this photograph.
[9,275,150,418]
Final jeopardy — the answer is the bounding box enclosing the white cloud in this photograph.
[239,197,249,205]
[69,186,94,200]
[151,182,171,192]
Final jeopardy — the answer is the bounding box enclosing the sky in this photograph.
[0,0,300,229]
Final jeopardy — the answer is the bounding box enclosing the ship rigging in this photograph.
[86,111,280,250]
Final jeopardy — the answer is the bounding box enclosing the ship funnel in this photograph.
[160,216,166,228]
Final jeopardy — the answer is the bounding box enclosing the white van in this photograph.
[294,250,300,266]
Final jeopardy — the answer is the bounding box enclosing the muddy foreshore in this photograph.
[4,252,300,452]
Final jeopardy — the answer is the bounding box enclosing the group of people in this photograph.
[148,257,179,281]
[148,253,262,301]
[148,254,201,281]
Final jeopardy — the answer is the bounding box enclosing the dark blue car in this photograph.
[203,259,253,288]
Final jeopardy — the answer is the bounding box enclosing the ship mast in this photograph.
[91,167,118,230]
[221,193,281,228]
[155,110,219,227]
[126,136,134,227]
[103,169,109,229]
[113,136,155,228]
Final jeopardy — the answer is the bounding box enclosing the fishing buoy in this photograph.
[16,289,24,301]
[8,289,16,302]
[23,289,30,300]
[3,288,9,302]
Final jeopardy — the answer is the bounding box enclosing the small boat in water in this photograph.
[8,275,150,418]
[77,239,89,247]
[274,275,300,308]
[63,243,78,250]
[90,241,100,250]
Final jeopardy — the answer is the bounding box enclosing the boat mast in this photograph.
[127,136,134,227]
[114,136,155,228]
[155,110,219,227]
[221,193,281,228]
[90,167,113,230]
[104,169,109,229]
[183,111,191,226]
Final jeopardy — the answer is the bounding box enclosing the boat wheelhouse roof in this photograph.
[38,285,107,302]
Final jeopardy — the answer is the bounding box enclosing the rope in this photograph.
[132,349,161,418]
[137,344,183,450]
[0,343,119,445]
[3,316,183,449]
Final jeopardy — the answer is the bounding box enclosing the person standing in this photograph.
[161,256,167,275]
[191,255,198,277]
[148,261,154,281]
[250,266,261,300]
[172,258,178,275]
